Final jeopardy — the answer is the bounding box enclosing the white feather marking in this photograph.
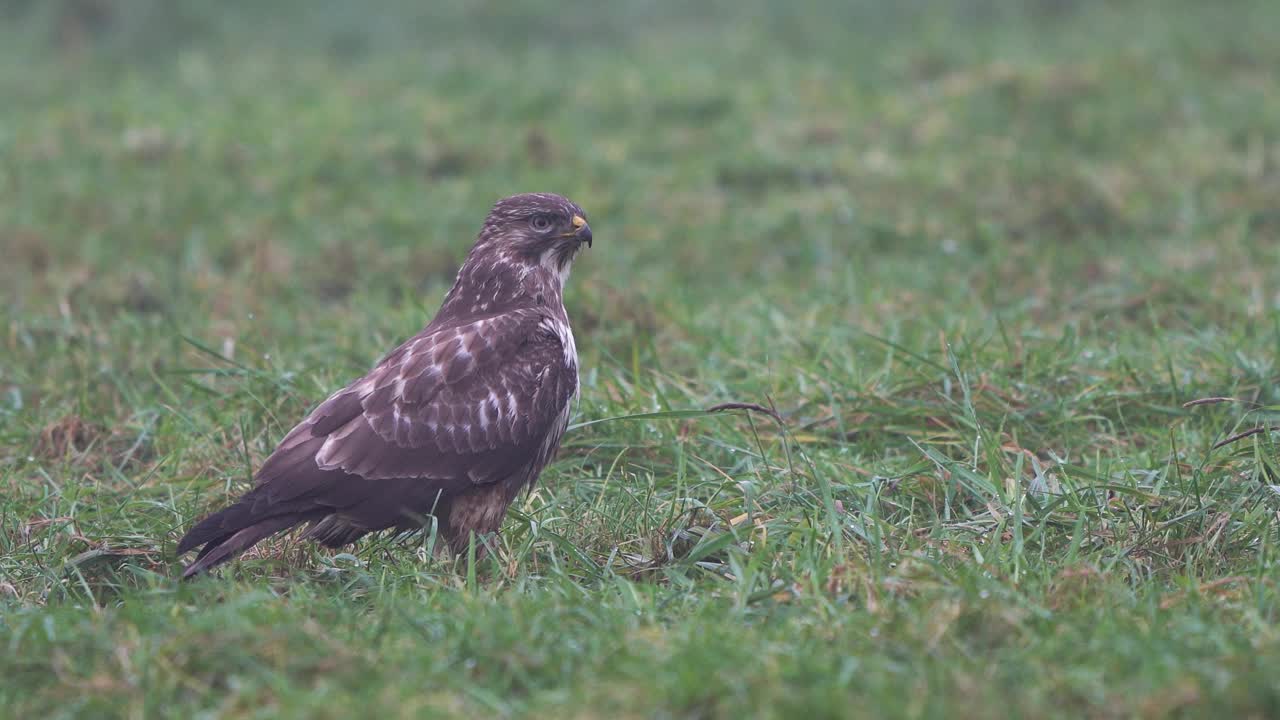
[316,418,362,468]
[536,401,573,468]
[539,316,578,371]
[539,247,573,286]
[483,391,500,433]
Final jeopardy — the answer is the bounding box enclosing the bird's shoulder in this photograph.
[300,306,575,445]
[375,305,574,385]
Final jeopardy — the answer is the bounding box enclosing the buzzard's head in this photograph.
[476,193,592,280]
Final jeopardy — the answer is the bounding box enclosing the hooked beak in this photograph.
[569,214,592,248]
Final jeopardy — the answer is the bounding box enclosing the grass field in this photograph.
[3,1,1280,717]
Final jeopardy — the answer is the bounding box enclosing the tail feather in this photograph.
[301,515,371,548]
[177,499,258,556]
[181,514,305,579]
[175,456,461,578]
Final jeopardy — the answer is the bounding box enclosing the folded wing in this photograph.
[177,308,578,573]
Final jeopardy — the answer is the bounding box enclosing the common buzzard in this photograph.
[177,193,592,577]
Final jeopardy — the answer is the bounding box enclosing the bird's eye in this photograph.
[530,214,554,232]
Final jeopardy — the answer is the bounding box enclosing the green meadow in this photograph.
[3,1,1280,716]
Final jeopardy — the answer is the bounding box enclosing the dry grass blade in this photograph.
[1212,426,1280,450]
[705,401,785,426]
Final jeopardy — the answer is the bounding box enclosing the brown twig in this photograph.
[1212,426,1280,450]
[706,401,785,426]
[1182,397,1237,408]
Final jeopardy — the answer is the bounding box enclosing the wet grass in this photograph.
[3,1,1280,717]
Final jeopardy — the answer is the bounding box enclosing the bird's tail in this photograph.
[178,501,309,579]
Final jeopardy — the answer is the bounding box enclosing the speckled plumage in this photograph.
[177,193,591,578]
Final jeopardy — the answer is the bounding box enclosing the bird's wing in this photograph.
[255,309,578,502]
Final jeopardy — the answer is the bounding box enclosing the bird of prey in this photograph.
[177,193,592,578]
